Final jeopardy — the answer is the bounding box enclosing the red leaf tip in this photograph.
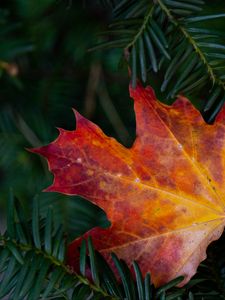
[129,82,156,104]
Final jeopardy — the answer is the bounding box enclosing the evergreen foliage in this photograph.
[0,1,225,299]
[95,0,225,122]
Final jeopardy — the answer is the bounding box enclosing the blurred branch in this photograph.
[15,114,42,148]
[84,61,130,144]
[84,62,101,118]
[97,69,130,144]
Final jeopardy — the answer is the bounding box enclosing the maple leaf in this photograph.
[30,83,225,287]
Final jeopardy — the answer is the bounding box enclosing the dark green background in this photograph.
[0,0,132,239]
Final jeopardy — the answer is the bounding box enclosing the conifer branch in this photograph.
[156,0,225,88]
[95,0,225,121]
[0,236,109,297]
[126,5,155,50]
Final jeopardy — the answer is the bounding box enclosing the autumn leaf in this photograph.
[30,83,225,287]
